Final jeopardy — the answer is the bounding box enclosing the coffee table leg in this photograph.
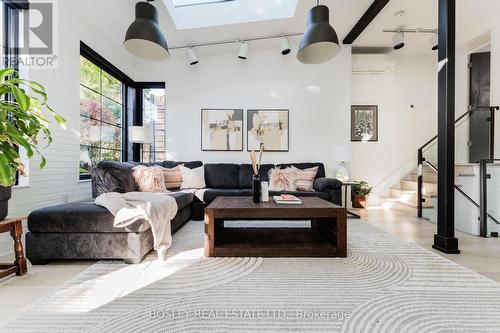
[337,210,347,258]
[204,209,215,257]
[11,219,27,276]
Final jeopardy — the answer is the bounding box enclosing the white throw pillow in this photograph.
[179,165,206,189]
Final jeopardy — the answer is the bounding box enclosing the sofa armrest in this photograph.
[313,177,343,192]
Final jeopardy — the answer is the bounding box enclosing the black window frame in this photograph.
[79,42,134,180]
[136,82,166,163]
[3,0,28,186]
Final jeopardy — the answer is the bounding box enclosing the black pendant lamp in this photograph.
[124,0,169,61]
[297,1,341,64]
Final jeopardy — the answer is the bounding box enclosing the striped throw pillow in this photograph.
[161,166,183,189]
[290,166,318,191]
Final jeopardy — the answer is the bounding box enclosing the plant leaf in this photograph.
[11,84,30,111]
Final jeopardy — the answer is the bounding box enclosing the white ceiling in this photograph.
[76,0,500,64]
[354,0,500,54]
[354,0,438,53]
[156,0,371,47]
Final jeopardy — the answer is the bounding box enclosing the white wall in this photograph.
[134,43,352,177]
[350,54,438,198]
[0,0,138,256]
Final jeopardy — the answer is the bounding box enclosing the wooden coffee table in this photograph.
[204,197,347,258]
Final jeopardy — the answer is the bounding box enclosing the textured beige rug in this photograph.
[3,220,500,332]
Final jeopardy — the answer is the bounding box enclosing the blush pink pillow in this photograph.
[132,165,168,193]
[289,166,318,191]
[268,167,297,191]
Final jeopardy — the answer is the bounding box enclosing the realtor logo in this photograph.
[22,1,54,55]
[5,0,58,68]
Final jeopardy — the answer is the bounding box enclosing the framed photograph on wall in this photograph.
[201,109,243,151]
[351,105,378,142]
[247,109,289,152]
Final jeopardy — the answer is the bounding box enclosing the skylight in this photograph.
[172,0,235,8]
[163,0,298,30]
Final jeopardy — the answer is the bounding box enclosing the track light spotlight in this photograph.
[280,36,291,55]
[238,41,248,59]
[187,47,199,65]
[430,33,438,51]
[393,32,405,50]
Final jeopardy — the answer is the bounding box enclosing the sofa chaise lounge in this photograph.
[26,161,342,264]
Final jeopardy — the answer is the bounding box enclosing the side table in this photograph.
[342,181,361,219]
[0,216,27,278]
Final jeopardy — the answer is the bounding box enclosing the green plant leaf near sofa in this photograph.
[0,68,66,187]
[352,181,372,196]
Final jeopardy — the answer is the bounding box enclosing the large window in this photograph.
[79,55,124,179]
[142,87,166,163]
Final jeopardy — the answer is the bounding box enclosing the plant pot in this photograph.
[352,195,367,209]
[0,186,12,220]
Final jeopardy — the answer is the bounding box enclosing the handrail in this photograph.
[418,160,500,226]
[479,159,500,236]
[418,105,499,152]
[417,105,499,219]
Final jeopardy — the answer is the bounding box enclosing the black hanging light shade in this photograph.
[297,4,340,64]
[124,1,169,61]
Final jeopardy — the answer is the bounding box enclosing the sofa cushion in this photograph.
[132,165,167,193]
[202,189,244,203]
[91,161,138,197]
[92,161,203,198]
[163,161,202,169]
[168,192,194,210]
[276,163,325,179]
[28,192,194,233]
[204,164,240,189]
[239,164,275,189]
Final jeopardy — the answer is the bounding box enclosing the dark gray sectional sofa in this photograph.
[26,161,342,264]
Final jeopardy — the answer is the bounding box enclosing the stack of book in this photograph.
[272,194,303,205]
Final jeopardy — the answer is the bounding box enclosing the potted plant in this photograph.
[0,68,66,219]
[351,181,372,208]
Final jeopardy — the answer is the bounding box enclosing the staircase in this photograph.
[388,164,475,209]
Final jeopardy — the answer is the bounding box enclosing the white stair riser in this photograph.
[400,180,437,193]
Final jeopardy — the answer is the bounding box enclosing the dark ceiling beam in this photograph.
[343,0,390,45]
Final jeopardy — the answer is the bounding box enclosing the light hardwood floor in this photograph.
[1,204,500,323]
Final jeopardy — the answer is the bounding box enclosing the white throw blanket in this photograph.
[95,192,178,260]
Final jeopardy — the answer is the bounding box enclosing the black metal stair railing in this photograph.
[479,159,500,237]
[416,106,499,224]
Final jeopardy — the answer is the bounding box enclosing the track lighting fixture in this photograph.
[238,41,248,59]
[383,28,437,51]
[393,32,405,50]
[280,36,291,55]
[187,47,198,65]
[430,33,438,51]
[297,1,341,64]
[124,0,169,61]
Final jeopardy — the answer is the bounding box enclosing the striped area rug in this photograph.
[3,220,500,332]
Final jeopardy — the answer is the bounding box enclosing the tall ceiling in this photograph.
[155,0,372,50]
[355,0,500,54]
[76,0,499,64]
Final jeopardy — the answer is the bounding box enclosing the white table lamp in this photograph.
[129,126,152,144]
[332,145,352,182]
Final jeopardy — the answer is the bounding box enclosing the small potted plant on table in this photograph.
[351,181,372,209]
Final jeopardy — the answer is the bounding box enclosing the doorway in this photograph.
[468,51,491,163]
